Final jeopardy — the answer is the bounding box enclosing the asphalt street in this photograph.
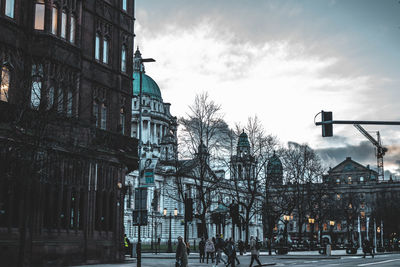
[74,253,400,267]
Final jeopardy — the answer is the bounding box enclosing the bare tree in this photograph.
[282,142,325,244]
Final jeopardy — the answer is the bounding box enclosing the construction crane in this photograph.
[353,124,388,181]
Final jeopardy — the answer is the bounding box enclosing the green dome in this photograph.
[267,153,283,176]
[238,131,250,147]
[133,72,163,100]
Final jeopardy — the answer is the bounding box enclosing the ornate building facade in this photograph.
[0,0,137,265]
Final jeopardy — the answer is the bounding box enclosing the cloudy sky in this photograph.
[134,0,400,176]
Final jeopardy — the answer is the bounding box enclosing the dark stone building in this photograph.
[0,0,137,265]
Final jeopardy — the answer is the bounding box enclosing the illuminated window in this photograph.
[121,45,126,72]
[70,15,76,43]
[34,1,45,30]
[31,64,43,109]
[336,178,340,184]
[61,11,67,38]
[5,0,15,18]
[360,211,365,218]
[348,176,352,184]
[360,176,364,182]
[323,223,327,231]
[67,90,73,117]
[102,38,109,64]
[52,7,58,34]
[122,0,127,11]
[336,194,341,200]
[1,66,10,102]
[337,223,341,231]
[100,103,107,130]
[95,34,100,60]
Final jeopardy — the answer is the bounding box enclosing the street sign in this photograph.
[132,210,148,226]
[139,158,157,187]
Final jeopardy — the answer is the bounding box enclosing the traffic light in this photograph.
[230,204,240,225]
[322,111,333,137]
[185,198,193,222]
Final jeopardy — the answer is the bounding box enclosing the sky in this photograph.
[134,0,400,177]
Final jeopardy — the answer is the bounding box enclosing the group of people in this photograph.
[194,235,262,267]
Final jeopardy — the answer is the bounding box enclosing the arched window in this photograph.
[0,66,10,102]
[102,38,109,64]
[121,45,126,72]
[31,64,43,109]
[70,15,76,43]
[100,103,107,130]
[5,0,15,18]
[61,10,67,38]
[95,34,100,60]
[52,7,58,35]
[34,0,45,30]
[122,0,127,11]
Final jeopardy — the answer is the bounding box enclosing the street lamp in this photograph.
[135,50,156,267]
[329,220,335,246]
[308,218,315,249]
[283,215,291,246]
[164,207,178,253]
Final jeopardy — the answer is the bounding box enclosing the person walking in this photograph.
[199,237,206,263]
[205,238,215,264]
[225,238,240,267]
[176,236,188,267]
[362,239,374,258]
[216,235,227,265]
[249,236,262,267]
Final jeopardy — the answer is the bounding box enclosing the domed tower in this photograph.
[266,152,283,185]
[196,140,210,164]
[231,131,256,180]
[131,47,177,160]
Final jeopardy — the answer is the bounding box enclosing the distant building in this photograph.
[0,0,137,265]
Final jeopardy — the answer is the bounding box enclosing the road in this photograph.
[74,253,400,267]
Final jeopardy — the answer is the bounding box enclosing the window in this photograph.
[70,15,76,43]
[1,66,10,102]
[336,194,341,200]
[121,45,126,72]
[57,88,64,113]
[336,178,340,184]
[102,38,109,64]
[61,11,67,38]
[47,87,54,109]
[67,90,73,117]
[120,108,125,134]
[5,0,15,18]
[359,176,364,182]
[93,101,99,127]
[95,34,100,60]
[122,0,127,11]
[100,103,107,130]
[34,1,45,30]
[348,176,352,184]
[52,7,58,35]
[31,64,43,109]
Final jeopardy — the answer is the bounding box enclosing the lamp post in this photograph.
[134,50,156,267]
[164,207,178,253]
[329,220,335,246]
[308,218,315,250]
[283,215,290,246]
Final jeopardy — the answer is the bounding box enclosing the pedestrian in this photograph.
[176,236,188,267]
[362,239,374,258]
[199,237,206,263]
[238,240,244,255]
[205,238,215,264]
[225,238,240,267]
[124,234,131,255]
[216,235,227,265]
[249,236,262,267]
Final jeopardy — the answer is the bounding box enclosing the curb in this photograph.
[277,256,340,260]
